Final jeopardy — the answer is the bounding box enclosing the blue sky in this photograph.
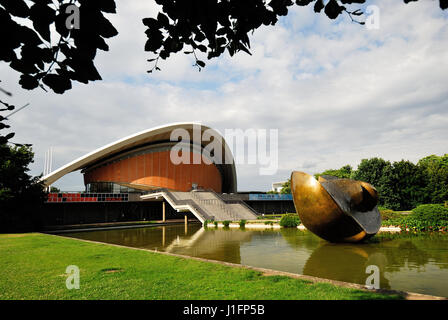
[1,0,448,191]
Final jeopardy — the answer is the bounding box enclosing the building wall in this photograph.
[83,150,222,192]
[41,201,189,227]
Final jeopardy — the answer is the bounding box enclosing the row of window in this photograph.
[46,193,129,203]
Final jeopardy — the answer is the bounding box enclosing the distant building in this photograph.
[272,181,286,193]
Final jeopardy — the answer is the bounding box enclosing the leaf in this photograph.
[157,12,169,26]
[324,0,345,19]
[196,60,205,68]
[197,44,207,52]
[142,17,159,28]
[29,3,56,42]
[19,74,39,90]
[42,73,72,94]
[0,0,30,18]
[314,0,325,13]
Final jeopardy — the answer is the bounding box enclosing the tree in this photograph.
[0,143,46,232]
[280,179,291,194]
[418,154,448,204]
[50,186,61,193]
[0,0,446,95]
[351,157,391,189]
[379,160,426,210]
[314,164,352,179]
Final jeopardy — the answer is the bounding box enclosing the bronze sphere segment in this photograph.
[291,171,381,243]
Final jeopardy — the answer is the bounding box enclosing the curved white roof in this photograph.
[41,122,237,192]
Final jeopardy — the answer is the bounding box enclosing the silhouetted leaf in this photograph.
[0,0,30,18]
[29,3,56,42]
[19,74,39,90]
[314,0,325,12]
[325,0,345,19]
[42,74,72,94]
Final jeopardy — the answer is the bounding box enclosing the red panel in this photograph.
[159,151,168,187]
[153,152,160,187]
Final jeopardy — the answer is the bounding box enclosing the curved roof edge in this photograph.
[41,122,237,192]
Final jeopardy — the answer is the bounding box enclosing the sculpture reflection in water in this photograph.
[302,242,390,289]
[291,171,382,243]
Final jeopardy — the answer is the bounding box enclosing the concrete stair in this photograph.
[141,189,258,223]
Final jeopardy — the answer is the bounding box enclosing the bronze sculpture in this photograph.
[291,171,381,243]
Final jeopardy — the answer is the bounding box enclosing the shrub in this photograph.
[380,209,407,224]
[380,209,396,221]
[239,220,246,228]
[279,214,300,228]
[222,220,231,228]
[409,204,448,230]
[264,221,274,226]
[388,204,448,231]
[214,221,218,227]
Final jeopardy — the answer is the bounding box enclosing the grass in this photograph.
[0,233,402,300]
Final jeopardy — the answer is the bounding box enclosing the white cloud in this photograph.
[1,0,447,191]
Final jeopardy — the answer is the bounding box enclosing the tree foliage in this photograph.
[350,155,448,211]
[418,154,448,204]
[0,0,118,95]
[0,142,46,232]
[280,178,291,194]
[314,164,352,179]
[378,160,426,210]
[0,0,446,94]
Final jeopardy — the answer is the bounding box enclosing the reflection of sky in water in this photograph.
[65,225,448,297]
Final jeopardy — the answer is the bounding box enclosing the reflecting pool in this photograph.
[64,224,448,297]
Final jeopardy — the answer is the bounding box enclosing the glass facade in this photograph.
[86,182,143,194]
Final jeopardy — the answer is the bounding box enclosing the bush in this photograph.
[389,204,448,231]
[410,204,448,228]
[380,209,407,223]
[264,221,274,226]
[380,209,396,221]
[214,221,218,227]
[222,220,231,228]
[279,214,300,228]
[239,220,246,228]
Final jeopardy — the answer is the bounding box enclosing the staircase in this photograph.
[141,189,258,223]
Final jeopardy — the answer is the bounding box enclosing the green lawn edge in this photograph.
[0,233,402,300]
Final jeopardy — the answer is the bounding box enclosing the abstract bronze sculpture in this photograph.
[291,171,381,243]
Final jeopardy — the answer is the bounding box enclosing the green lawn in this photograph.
[0,233,401,300]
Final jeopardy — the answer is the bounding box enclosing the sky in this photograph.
[1,0,448,192]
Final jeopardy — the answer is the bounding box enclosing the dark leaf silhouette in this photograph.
[0,0,118,94]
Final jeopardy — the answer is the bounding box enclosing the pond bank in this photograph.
[207,222,402,232]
